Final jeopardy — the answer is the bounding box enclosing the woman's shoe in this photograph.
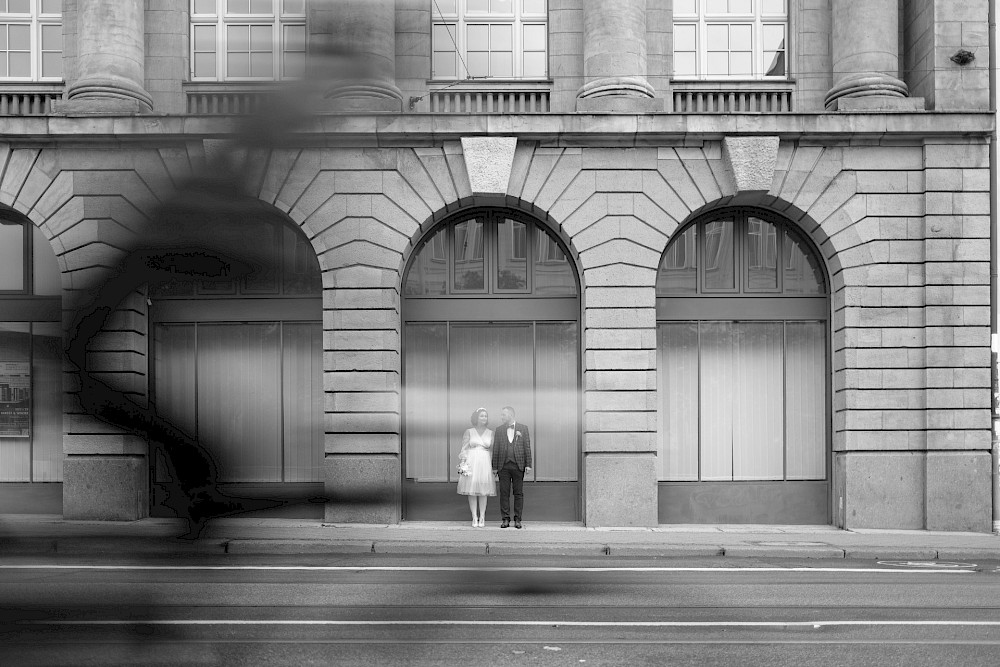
[478,518,485,527]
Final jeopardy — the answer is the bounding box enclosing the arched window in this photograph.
[656,208,829,524]
[402,208,580,521]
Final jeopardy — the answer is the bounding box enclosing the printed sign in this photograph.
[0,361,30,437]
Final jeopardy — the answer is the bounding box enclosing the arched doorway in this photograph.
[148,207,323,518]
[402,207,581,521]
[0,211,63,513]
[656,207,830,524]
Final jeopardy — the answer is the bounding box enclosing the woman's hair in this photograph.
[470,408,488,426]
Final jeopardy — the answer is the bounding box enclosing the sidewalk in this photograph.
[2,514,998,560]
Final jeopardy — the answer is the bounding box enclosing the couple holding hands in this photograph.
[457,405,531,529]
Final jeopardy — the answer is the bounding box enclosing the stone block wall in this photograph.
[145,0,189,114]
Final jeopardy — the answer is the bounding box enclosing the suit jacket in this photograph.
[492,422,532,472]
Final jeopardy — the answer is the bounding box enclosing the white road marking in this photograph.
[0,565,977,574]
[22,619,1000,628]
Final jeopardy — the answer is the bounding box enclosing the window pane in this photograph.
[490,51,512,77]
[228,0,250,14]
[467,24,488,45]
[730,51,751,76]
[250,25,272,51]
[228,24,249,51]
[496,219,527,292]
[467,0,488,12]
[41,0,62,13]
[732,322,783,481]
[8,23,28,50]
[194,24,216,51]
[41,24,61,50]
[490,24,511,50]
[657,322,699,481]
[8,51,28,76]
[194,0,217,14]
[763,24,784,50]
[703,219,735,290]
[523,51,545,78]
[730,24,751,50]
[729,0,752,14]
[492,0,512,12]
[674,23,696,51]
[435,0,457,14]
[227,52,250,77]
[284,24,305,51]
[283,0,305,14]
[764,47,784,76]
[193,51,216,77]
[700,321,734,480]
[405,228,447,296]
[250,0,271,14]
[706,24,728,48]
[466,51,489,77]
[673,0,696,14]
[250,51,272,77]
[0,223,24,291]
[658,225,697,294]
[783,230,823,294]
[433,50,456,78]
[523,0,545,14]
[41,51,61,78]
[8,0,28,13]
[453,219,484,292]
[404,323,449,479]
[763,0,786,14]
[0,27,6,50]
[673,52,696,77]
[523,23,545,51]
[282,50,304,77]
[707,52,728,75]
[785,322,826,480]
[535,322,579,481]
[433,23,457,47]
[746,217,778,291]
[534,229,575,296]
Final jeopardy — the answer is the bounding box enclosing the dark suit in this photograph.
[492,422,532,522]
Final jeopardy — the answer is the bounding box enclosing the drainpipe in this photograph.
[991,0,999,535]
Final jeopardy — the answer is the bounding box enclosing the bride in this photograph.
[457,408,496,527]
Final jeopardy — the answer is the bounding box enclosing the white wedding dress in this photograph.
[457,427,496,496]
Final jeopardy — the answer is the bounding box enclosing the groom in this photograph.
[492,406,532,529]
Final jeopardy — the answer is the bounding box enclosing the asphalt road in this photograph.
[1,553,998,666]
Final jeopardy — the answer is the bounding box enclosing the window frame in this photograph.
[189,0,306,82]
[672,0,788,81]
[431,0,549,81]
[0,0,62,82]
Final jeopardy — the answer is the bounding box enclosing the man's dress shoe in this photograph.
[514,520,522,529]
[501,518,510,528]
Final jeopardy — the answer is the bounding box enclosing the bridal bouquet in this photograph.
[457,460,471,476]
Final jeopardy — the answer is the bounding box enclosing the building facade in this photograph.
[0,0,995,530]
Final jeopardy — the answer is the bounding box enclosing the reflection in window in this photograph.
[657,211,825,296]
[703,219,735,290]
[0,221,25,291]
[658,225,697,295]
[405,227,448,296]
[453,219,485,292]
[496,218,526,291]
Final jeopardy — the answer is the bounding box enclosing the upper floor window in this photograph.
[0,0,61,81]
[190,0,305,81]
[673,0,786,80]
[432,0,547,80]
[0,217,60,296]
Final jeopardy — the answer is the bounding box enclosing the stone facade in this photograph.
[0,0,993,531]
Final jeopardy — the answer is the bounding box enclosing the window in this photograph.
[0,0,61,81]
[405,210,575,297]
[190,0,305,81]
[0,218,60,295]
[431,0,547,80]
[656,209,828,484]
[673,0,786,80]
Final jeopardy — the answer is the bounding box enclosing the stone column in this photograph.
[309,0,402,112]
[576,0,662,112]
[62,0,152,113]
[825,0,922,110]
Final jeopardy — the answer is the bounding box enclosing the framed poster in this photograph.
[0,361,30,437]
